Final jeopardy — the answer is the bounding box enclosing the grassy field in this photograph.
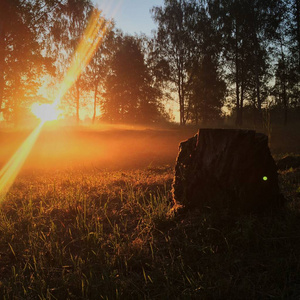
[0,125,300,299]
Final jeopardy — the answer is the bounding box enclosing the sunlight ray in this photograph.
[0,122,44,201]
[53,9,109,107]
[0,8,110,202]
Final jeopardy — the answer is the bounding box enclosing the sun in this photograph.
[31,103,61,122]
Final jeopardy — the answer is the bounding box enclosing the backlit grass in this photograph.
[0,164,299,299]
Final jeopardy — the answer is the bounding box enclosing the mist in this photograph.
[0,125,197,171]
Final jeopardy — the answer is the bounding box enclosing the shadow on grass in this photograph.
[0,166,299,299]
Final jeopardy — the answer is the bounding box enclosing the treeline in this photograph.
[0,0,299,126]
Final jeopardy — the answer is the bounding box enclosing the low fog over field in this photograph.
[0,125,197,170]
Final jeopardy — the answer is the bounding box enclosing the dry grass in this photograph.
[0,126,299,299]
[0,163,299,299]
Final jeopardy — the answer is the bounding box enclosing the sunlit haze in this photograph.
[0,8,110,202]
[31,103,62,122]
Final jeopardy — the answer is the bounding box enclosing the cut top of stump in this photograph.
[172,129,284,213]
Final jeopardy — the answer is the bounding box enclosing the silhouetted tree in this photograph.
[188,55,226,124]
[85,23,114,124]
[141,35,172,123]
[152,0,204,125]
[210,0,283,126]
[286,0,300,110]
[0,0,53,125]
[152,0,228,125]
[272,2,300,126]
[102,35,165,123]
[49,0,93,123]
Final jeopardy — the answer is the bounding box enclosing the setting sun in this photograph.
[31,103,61,122]
[0,8,107,203]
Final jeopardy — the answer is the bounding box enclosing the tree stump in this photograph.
[172,129,284,213]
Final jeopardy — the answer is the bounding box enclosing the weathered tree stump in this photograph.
[172,129,284,213]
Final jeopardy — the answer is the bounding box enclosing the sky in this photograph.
[93,0,164,36]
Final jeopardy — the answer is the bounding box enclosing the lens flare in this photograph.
[53,9,109,107]
[0,122,44,201]
[31,103,61,122]
[0,9,109,202]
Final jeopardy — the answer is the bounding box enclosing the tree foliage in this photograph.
[0,0,53,124]
[49,0,94,123]
[1,0,300,127]
[272,0,300,125]
[85,23,114,124]
[187,55,226,124]
[152,0,226,125]
[208,0,283,125]
[102,35,166,123]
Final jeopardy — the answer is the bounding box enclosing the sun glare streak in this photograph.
[0,122,44,202]
[53,9,109,107]
[0,9,109,202]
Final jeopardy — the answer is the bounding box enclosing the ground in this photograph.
[0,124,299,299]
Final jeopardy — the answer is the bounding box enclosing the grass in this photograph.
[0,123,298,300]
[0,163,299,299]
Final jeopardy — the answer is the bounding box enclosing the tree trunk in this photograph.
[253,36,262,127]
[179,79,185,125]
[195,107,199,125]
[180,99,185,125]
[284,96,288,126]
[280,40,288,126]
[13,76,21,127]
[296,0,300,70]
[182,81,186,125]
[240,76,244,127]
[75,80,80,124]
[178,79,185,126]
[177,54,185,126]
[255,62,261,111]
[240,43,245,127]
[283,73,288,126]
[255,66,262,126]
[92,82,98,125]
[0,16,5,114]
[235,30,240,126]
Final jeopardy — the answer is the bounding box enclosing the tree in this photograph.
[286,0,300,110]
[140,35,171,123]
[272,3,300,126]
[273,58,288,125]
[0,0,53,125]
[288,0,300,71]
[152,0,203,125]
[152,0,227,125]
[188,55,226,124]
[210,0,283,126]
[49,0,93,123]
[102,35,165,123]
[85,23,114,124]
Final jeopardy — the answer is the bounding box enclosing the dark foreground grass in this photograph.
[0,165,300,299]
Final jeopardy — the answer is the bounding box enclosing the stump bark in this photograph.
[172,129,284,213]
